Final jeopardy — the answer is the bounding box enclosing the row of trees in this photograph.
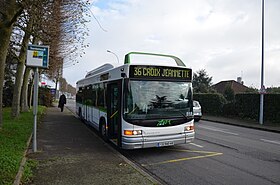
[59,77,76,95]
[0,0,91,127]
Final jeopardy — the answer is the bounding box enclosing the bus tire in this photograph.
[99,120,108,142]
[78,108,82,119]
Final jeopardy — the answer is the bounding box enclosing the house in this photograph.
[212,79,250,94]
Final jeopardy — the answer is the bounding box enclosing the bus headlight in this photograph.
[124,130,142,136]
[184,123,194,131]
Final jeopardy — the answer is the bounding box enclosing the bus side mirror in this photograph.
[121,73,126,78]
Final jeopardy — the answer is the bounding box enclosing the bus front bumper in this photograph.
[122,131,195,150]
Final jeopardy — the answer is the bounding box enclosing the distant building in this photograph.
[212,78,250,94]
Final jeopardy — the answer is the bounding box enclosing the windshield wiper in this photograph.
[178,111,193,120]
[128,106,139,115]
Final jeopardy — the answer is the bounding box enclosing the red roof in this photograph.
[212,80,250,94]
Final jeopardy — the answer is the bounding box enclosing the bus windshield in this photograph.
[124,80,193,124]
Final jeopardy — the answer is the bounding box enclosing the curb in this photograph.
[202,118,280,133]
[13,134,33,185]
[66,106,161,185]
[106,141,161,185]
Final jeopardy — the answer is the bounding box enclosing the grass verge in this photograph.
[0,107,46,185]
[21,159,38,184]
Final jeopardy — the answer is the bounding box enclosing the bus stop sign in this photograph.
[26,44,49,68]
[26,44,49,152]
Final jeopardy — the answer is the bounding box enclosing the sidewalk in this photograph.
[202,115,280,133]
[27,106,158,185]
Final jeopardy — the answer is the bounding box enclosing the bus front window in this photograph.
[124,80,193,124]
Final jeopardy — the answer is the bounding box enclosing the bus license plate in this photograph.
[158,141,174,147]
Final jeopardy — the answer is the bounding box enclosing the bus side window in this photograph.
[104,83,107,109]
[92,85,96,106]
[76,87,83,103]
[82,87,85,103]
[97,84,105,107]
[84,86,89,105]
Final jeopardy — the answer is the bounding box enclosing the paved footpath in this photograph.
[28,106,157,185]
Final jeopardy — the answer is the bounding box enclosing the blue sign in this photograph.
[50,88,56,95]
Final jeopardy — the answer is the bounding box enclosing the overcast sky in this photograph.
[63,0,280,89]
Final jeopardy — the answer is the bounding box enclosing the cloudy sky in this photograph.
[63,0,280,89]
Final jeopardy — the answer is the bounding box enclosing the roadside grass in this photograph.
[21,159,38,184]
[0,107,46,185]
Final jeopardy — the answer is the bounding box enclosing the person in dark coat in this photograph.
[58,94,66,112]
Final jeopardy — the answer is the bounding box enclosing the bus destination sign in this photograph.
[129,65,192,81]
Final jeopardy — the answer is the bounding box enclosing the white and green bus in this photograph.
[76,52,195,149]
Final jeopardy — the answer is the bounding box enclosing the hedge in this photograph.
[193,93,226,115]
[235,93,280,123]
[194,93,280,123]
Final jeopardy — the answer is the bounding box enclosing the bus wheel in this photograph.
[78,108,81,118]
[100,122,108,142]
[78,108,84,122]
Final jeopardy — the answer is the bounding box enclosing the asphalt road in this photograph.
[66,100,280,185]
[123,120,280,185]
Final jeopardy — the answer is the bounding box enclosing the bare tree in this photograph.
[59,77,67,93]
[10,0,45,116]
[43,0,90,97]
[1,0,90,124]
[0,0,23,126]
[11,16,33,117]
[66,84,76,96]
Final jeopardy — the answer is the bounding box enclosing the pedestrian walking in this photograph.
[58,94,66,112]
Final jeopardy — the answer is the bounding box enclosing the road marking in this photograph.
[199,125,239,136]
[141,149,223,167]
[260,139,280,145]
[190,143,204,148]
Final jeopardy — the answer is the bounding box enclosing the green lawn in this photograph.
[0,107,46,185]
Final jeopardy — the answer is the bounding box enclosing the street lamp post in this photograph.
[259,0,265,125]
[107,50,119,64]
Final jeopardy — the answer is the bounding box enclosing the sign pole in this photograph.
[33,67,39,152]
[26,44,49,152]
[259,0,265,125]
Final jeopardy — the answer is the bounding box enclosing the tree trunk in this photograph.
[11,62,25,117]
[21,67,31,112]
[0,0,23,124]
[55,77,58,100]
[0,26,13,127]
[11,21,32,118]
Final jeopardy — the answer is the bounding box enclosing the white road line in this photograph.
[199,125,239,136]
[260,139,280,145]
[190,143,204,148]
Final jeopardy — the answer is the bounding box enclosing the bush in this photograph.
[222,102,237,116]
[231,93,280,123]
[264,94,280,123]
[235,93,259,120]
[38,87,53,107]
[194,93,226,115]
[195,92,280,123]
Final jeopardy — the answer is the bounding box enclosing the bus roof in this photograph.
[124,52,186,67]
[76,52,189,86]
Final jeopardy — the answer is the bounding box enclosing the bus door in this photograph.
[107,81,122,147]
